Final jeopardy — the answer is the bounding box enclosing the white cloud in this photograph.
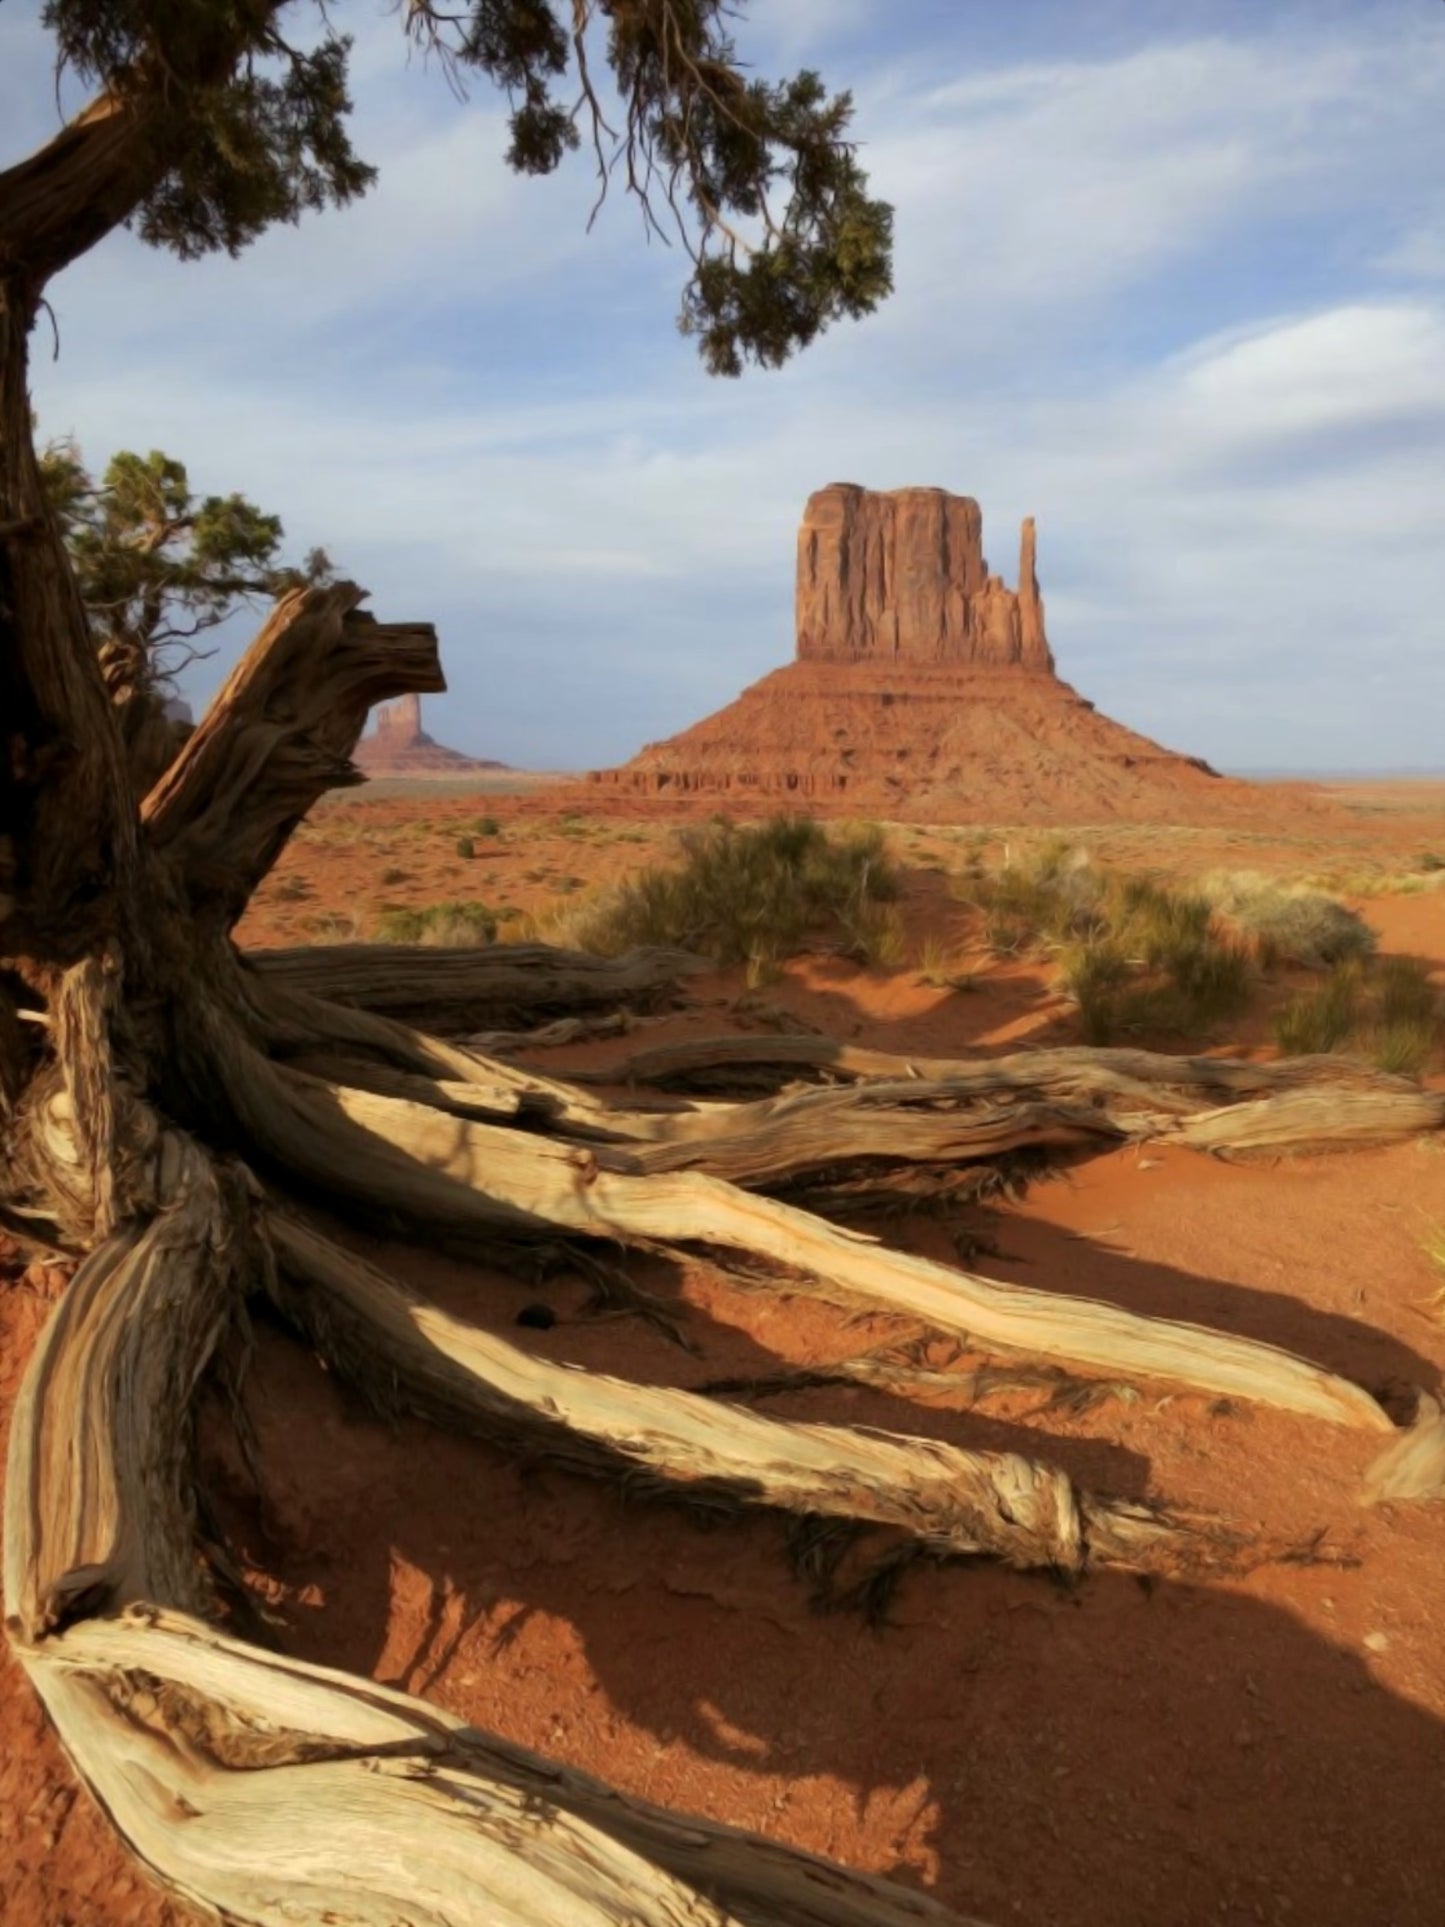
[7,11,1445,769]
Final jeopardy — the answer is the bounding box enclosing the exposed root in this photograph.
[248,939,703,1028]
[268,1212,1235,1578]
[218,1049,1397,1432]
[571,1036,1424,1099]
[6,1123,988,1924]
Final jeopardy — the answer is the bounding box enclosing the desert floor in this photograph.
[4,776,1445,1926]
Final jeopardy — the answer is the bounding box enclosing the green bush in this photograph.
[961,846,1253,1042]
[455,835,476,859]
[1274,955,1442,1071]
[373,900,498,945]
[564,815,899,967]
[473,815,501,838]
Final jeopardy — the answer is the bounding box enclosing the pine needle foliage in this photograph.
[36,0,893,374]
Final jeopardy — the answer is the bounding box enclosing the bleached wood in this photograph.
[142,583,441,928]
[270,1213,1230,1575]
[248,940,702,1026]
[4,1128,984,1925]
[219,1052,1394,1432]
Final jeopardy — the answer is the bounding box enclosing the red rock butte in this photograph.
[588,483,1316,824]
[356,693,508,778]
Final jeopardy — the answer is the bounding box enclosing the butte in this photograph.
[590,483,1297,825]
[356,692,509,779]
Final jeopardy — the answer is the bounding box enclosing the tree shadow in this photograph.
[201,1298,1445,1927]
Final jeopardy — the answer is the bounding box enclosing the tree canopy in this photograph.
[32,0,895,374]
[40,438,332,695]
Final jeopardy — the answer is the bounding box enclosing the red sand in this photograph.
[5,799,1445,1926]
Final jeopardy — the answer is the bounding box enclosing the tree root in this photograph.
[213,1047,1395,1431]
[248,939,703,1027]
[6,1122,993,1926]
[268,1212,1254,1578]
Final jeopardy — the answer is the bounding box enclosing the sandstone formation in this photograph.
[356,693,508,778]
[795,483,1053,671]
[589,483,1287,825]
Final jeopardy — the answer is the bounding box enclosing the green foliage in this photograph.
[472,815,502,838]
[1420,853,1445,874]
[44,3,375,258]
[456,836,476,859]
[958,844,1253,1043]
[373,900,499,945]
[1273,955,1443,1073]
[565,814,898,969]
[34,2,893,374]
[39,438,331,694]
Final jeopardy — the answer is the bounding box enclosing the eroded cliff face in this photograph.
[795,484,1053,672]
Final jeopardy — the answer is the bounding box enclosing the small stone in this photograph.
[1363,1630,1389,1654]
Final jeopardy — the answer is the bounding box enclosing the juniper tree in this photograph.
[2,7,1437,1926]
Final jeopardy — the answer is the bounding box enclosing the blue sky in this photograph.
[5,1,1445,771]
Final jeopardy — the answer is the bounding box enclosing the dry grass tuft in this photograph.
[1201,872,1377,969]
[373,900,499,945]
[551,815,901,971]
[957,843,1252,1042]
[1274,955,1443,1074]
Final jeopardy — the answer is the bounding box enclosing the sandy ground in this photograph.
[4,780,1445,1926]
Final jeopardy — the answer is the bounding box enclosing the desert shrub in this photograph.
[957,839,1106,954]
[379,866,408,886]
[473,815,501,838]
[455,836,475,859]
[564,815,898,966]
[1057,938,1132,1044]
[1202,872,1376,969]
[916,934,977,991]
[962,846,1252,1041]
[1371,957,1444,1074]
[373,899,498,945]
[1419,853,1445,873]
[1273,956,1441,1070]
[1272,961,1367,1056]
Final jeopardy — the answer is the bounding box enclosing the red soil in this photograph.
[5,806,1445,1927]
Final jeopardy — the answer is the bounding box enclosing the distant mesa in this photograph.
[589,482,1285,824]
[356,693,510,778]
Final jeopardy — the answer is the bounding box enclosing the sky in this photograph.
[4,0,1445,773]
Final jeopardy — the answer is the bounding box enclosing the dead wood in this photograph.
[269,1212,1242,1576]
[4,1128,983,1926]
[142,584,441,928]
[215,1048,1394,1431]
[577,1034,1419,1100]
[248,939,703,1027]
[1165,1085,1445,1153]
